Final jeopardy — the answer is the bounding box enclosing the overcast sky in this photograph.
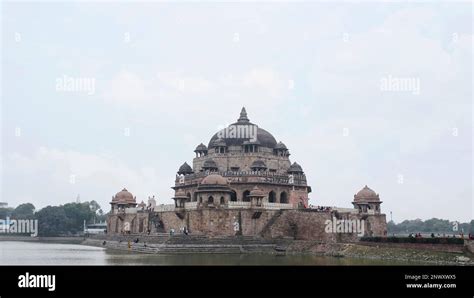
[1,1,472,222]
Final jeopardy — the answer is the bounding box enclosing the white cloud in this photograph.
[242,67,286,98]
[3,147,172,210]
[100,67,291,121]
[156,72,216,94]
[102,70,151,104]
[3,3,471,222]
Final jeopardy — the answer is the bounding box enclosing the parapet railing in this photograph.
[153,204,176,212]
[135,201,296,212]
[194,151,285,158]
[262,202,293,210]
[175,171,307,186]
[330,207,359,214]
[227,201,251,209]
[184,202,198,210]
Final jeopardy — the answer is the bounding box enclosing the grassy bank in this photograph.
[338,243,472,265]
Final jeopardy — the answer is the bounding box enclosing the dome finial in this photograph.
[238,107,249,122]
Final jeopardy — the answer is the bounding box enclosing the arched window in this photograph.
[193,193,198,202]
[186,192,191,202]
[208,196,214,203]
[220,197,225,204]
[243,190,251,202]
[280,192,288,204]
[199,196,202,203]
[230,190,237,202]
[268,191,276,203]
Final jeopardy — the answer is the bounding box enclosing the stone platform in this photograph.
[84,233,292,254]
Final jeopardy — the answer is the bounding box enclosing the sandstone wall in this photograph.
[193,152,291,173]
[365,214,388,236]
[172,183,308,206]
[157,209,279,237]
[108,209,387,242]
[108,212,150,234]
[262,210,386,241]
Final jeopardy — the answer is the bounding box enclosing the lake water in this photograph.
[0,241,417,265]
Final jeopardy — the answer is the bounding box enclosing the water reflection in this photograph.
[0,241,419,266]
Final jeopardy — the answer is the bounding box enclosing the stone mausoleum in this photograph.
[107,108,387,241]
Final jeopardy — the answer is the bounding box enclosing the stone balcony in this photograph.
[150,202,295,212]
[194,151,285,159]
[175,170,307,187]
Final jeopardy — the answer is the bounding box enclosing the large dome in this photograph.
[208,107,277,149]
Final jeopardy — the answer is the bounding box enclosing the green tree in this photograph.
[34,201,97,236]
[96,208,107,223]
[0,207,13,219]
[386,220,398,234]
[89,200,100,213]
[62,202,95,234]
[88,200,105,223]
[11,203,35,219]
[35,206,69,236]
[387,218,472,235]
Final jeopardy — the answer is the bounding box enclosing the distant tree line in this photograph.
[387,218,474,235]
[360,236,464,245]
[0,201,107,236]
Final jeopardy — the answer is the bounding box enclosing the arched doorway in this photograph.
[208,196,214,203]
[280,191,288,203]
[268,191,276,203]
[243,190,251,202]
[115,218,120,233]
[186,192,191,202]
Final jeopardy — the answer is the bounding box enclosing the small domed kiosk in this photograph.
[110,188,137,213]
[195,174,233,208]
[352,185,382,214]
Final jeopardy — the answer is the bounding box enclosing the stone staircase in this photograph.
[157,244,244,254]
[85,234,288,254]
[165,235,277,245]
[92,233,170,244]
[259,210,284,238]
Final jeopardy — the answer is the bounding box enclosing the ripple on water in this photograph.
[0,241,420,265]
